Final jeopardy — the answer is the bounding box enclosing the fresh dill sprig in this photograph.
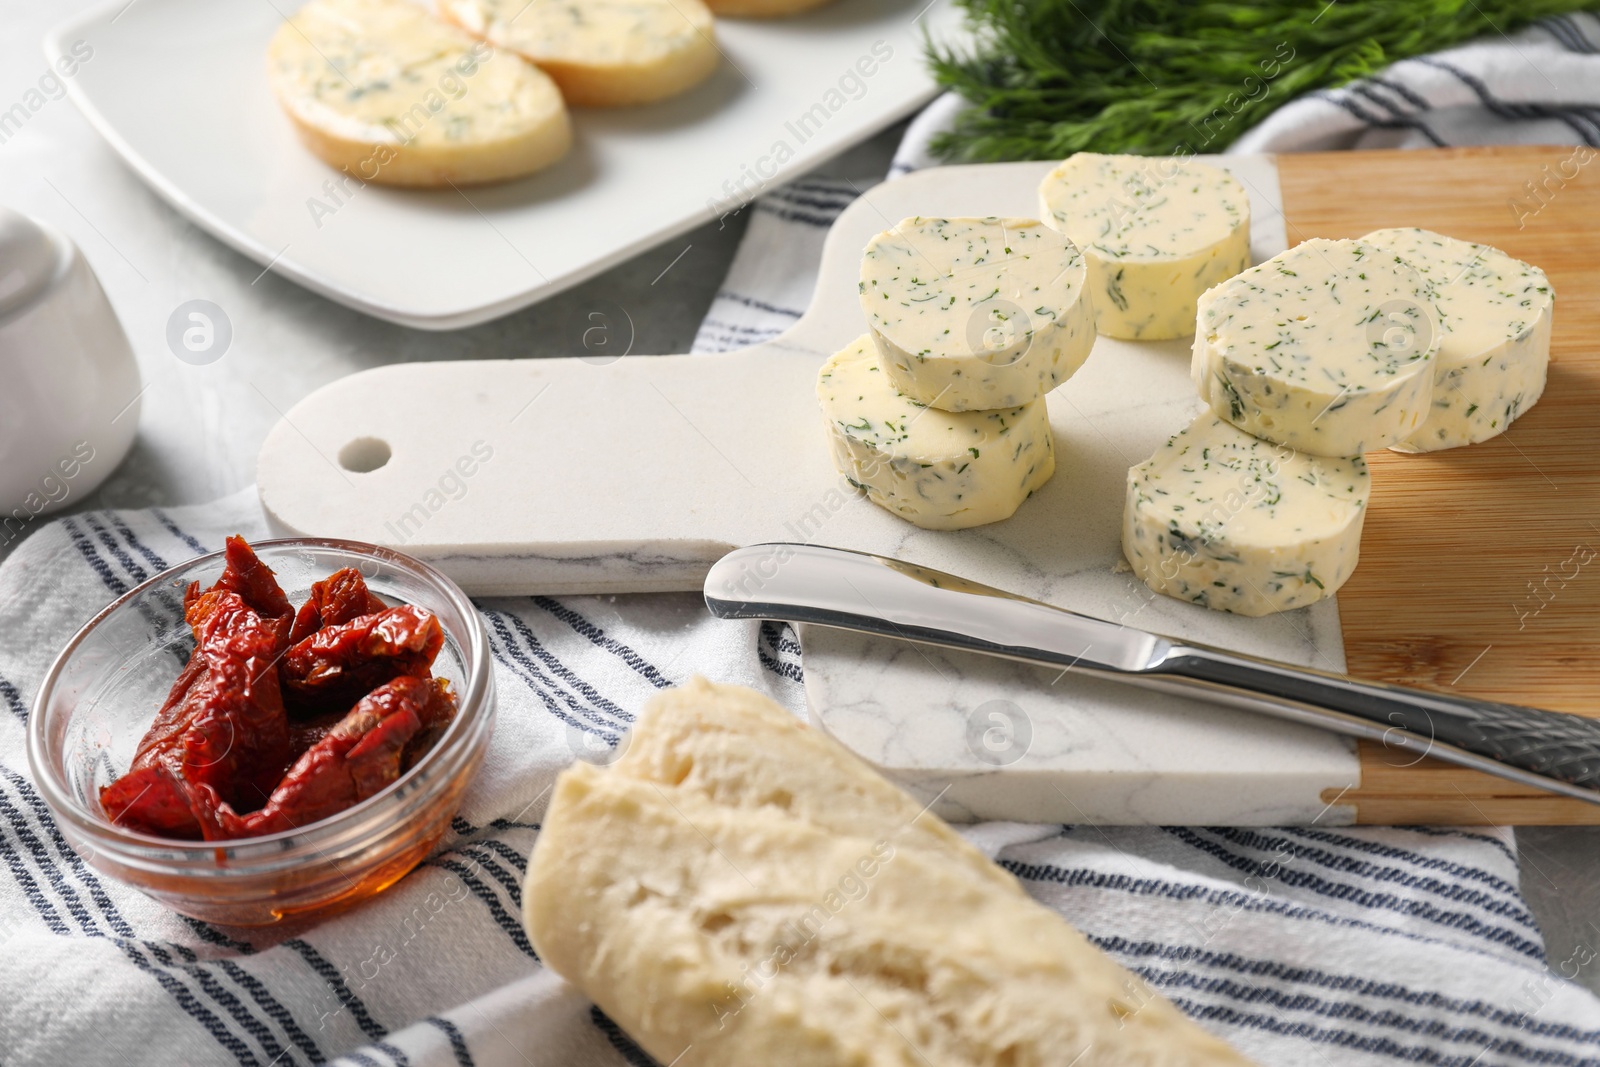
[926,0,1599,161]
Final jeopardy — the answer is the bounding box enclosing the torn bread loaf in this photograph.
[523,677,1255,1067]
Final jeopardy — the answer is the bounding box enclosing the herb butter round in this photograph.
[1362,227,1554,453]
[267,0,572,187]
[1192,237,1439,457]
[439,0,719,107]
[817,335,1055,530]
[858,216,1094,413]
[1124,413,1369,616]
[1038,153,1251,341]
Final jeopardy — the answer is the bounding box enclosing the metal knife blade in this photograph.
[704,543,1600,807]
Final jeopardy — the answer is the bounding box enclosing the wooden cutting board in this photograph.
[260,145,1600,825]
[1274,146,1600,824]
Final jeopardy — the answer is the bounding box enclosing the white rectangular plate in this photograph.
[46,0,958,329]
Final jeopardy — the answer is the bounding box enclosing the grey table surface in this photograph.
[5,0,1599,1003]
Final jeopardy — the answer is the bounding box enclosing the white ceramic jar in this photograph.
[0,206,140,539]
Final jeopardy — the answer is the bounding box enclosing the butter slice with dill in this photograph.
[1038,153,1250,341]
[1192,237,1438,457]
[858,216,1095,413]
[1362,227,1554,453]
[1123,413,1369,616]
[817,335,1055,530]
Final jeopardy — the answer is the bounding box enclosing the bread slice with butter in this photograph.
[524,678,1255,1067]
[439,0,720,107]
[705,0,839,16]
[266,0,571,187]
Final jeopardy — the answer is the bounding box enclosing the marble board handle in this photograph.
[704,543,1600,807]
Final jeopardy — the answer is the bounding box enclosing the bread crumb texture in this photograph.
[524,677,1255,1066]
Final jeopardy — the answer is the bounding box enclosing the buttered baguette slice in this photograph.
[524,678,1256,1067]
[704,0,838,16]
[859,216,1095,412]
[439,0,720,107]
[1124,413,1369,616]
[1039,153,1251,341]
[267,0,571,188]
[818,335,1055,530]
[1193,237,1438,457]
[1362,227,1554,453]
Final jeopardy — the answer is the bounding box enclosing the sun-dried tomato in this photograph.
[281,605,443,713]
[211,534,295,652]
[98,766,203,838]
[101,588,292,836]
[286,567,387,647]
[199,676,457,839]
[286,707,346,756]
[99,538,456,842]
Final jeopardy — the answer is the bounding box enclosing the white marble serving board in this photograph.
[259,157,1362,824]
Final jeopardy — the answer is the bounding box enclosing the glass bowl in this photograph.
[27,538,494,926]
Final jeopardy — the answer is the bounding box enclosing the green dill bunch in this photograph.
[926,0,1600,161]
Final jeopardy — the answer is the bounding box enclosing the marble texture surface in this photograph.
[795,157,1364,827]
[257,154,1364,823]
[804,630,1359,826]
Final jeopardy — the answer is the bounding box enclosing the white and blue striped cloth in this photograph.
[7,14,1600,1066]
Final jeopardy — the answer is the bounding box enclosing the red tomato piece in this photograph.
[98,537,457,842]
[211,535,295,652]
[204,676,457,839]
[285,567,388,647]
[102,588,291,830]
[99,766,203,839]
[281,605,444,714]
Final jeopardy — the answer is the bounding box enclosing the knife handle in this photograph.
[1161,646,1600,792]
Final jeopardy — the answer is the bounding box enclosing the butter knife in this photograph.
[703,543,1600,806]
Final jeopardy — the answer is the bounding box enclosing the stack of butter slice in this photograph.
[816,216,1094,530]
[1123,231,1553,616]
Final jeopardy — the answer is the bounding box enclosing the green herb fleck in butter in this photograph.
[858,216,1094,413]
[817,335,1055,530]
[1363,227,1554,453]
[1038,153,1250,340]
[1123,413,1369,616]
[1192,237,1438,457]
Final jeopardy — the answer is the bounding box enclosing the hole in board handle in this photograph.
[339,437,391,473]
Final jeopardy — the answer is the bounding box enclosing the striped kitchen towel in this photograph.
[1230,12,1600,153]
[7,15,1600,1067]
[2,502,1598,1067]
